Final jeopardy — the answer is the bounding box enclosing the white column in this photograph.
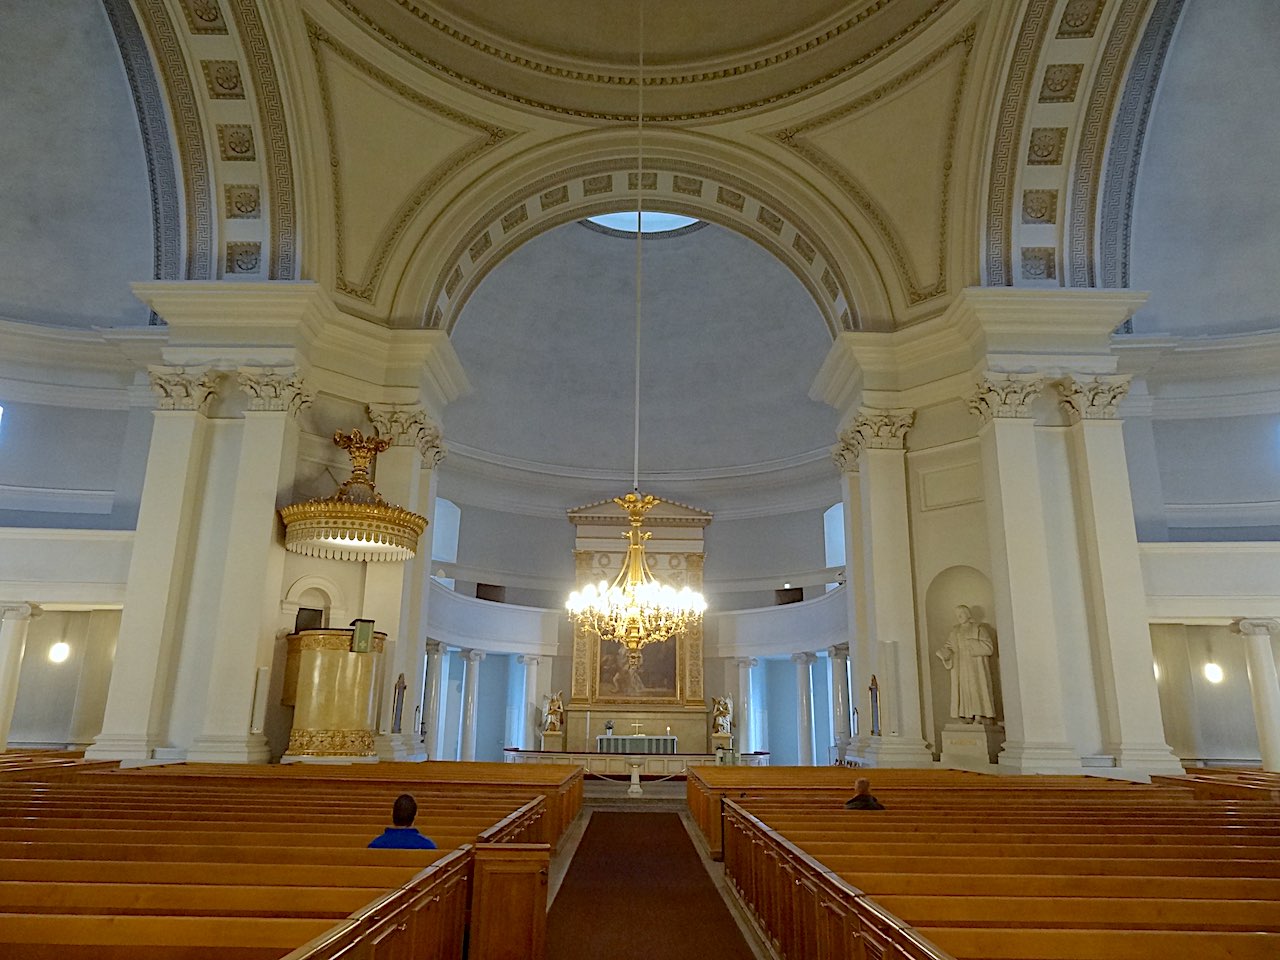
[517,655,541,749]
[834,453,870,748]
[971,375,1080,773]
[68,610,121,748]
[828,644,851,752]
[836,408,932,766]
[367,404,445,761]
[792,652,817,765]
[1237,620,1280,772]
[1059,377,1182,774]
[423,642,449,759]
[735,657,757,754]
[188,369,309,764]
[87,367,218,761]
[504,654,524,750]
[459,649,485,762]
[0,604,41,750]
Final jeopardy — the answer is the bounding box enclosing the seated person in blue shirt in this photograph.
[368,793,438,849]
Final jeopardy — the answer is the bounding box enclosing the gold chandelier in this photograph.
[567,492,707,655]
[565,4,706,655]
[280,430,426,562]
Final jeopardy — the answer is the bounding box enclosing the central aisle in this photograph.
[546,812,757,959]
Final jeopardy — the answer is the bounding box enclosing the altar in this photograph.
[597,734,677,754]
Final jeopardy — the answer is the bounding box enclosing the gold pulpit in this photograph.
[282,627,385,759]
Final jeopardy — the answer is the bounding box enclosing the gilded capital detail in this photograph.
[237,367,312,414]
[147,366,220,412]
[968,374,1045,424]
[1057,376,1130,422]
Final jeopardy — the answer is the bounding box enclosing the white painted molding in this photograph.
[0,378,131,411]
[1164,501,1280,529]
[0,484,114,515]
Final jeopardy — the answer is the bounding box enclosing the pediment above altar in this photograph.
[567,495,713,529]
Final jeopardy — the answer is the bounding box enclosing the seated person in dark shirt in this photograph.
[844,777,885,810]
[368,793,439,849]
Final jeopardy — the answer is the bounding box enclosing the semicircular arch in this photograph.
[389,130,898,337]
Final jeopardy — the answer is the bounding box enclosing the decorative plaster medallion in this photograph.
[217,123,256,161]
[1027,127,1067,165]
[1057,0,1106,39]
[1022,189,1057,224]
[179,0,228,35]
[1039,63,1084,103]
[148,366,220,412]
[201,59,245,98]
[968,374,1045,423]
[225,184,260,218]
[238,368,312,414]
[225,242,262,274]
[1057,376,1130,422]
[1020,246,1057,280]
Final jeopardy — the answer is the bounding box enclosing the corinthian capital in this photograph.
[1057,375,1130,423]
[147,365,220,412]
[854,408,915,450]
[968,373,1045,424]
[831,436,861,473]
[368,403,447,467]
[417,418,447,468]
[237,367,312,414]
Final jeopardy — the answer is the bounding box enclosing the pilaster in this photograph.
[1235,619,1280,772]
[187,368,311,764]
[0,603,41,750]
[971,374,1081,774]
[1056,375,1182,775]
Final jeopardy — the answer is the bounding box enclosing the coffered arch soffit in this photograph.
[392,134,894,339]
[114,0,300,283]
[981,0,1175,291]
[326,0,964,122]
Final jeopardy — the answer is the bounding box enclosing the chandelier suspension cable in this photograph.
[632,0,644,494]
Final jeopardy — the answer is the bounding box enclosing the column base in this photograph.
[850,735,935,768]
[375,733,427,761]
[186,734,271,764]
[997,740,1082,775]
[280,754,380,765]
[1106,742,1186,778]
[84,733,157,761]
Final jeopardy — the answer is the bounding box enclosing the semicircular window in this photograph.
[585,211,702,235]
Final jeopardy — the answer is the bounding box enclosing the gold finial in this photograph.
[334,429,392,497]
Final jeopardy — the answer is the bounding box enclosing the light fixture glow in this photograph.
[1152,662,1160,680]
[1203,662,1224,684]
[783,583,792,590]
[48,642,70,664]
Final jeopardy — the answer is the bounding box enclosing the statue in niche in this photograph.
[936,605,997,721]
[711,695,733,736]
[543,691,565,733]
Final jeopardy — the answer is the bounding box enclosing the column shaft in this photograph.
[422,642,446,759]
[978,413,1079,773]
[736,658,757,755]
[518,656,541,750]
[793,653,816,766]
[829,645,851,751]
[88,403,212,760]
[459,650,484,762]
[1240,623,1280,772]
[1065,398,1180,774]
[189,402,300,763]
[0,605,39,750]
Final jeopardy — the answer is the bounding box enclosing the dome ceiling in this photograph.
[330,0,959,119]
[444,219,837,480]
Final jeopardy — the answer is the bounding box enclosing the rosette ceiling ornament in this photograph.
[565,4,706,660]
[280,430,426,562]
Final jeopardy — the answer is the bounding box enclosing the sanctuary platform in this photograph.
[504,747,768,778]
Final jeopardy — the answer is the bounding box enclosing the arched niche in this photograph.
[389,130,897,335]
[282,575,349,629]
[922,564,1000,751]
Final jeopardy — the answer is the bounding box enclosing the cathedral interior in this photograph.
[0,1,1279,954]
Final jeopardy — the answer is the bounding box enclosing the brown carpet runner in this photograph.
[547,812,756,959]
